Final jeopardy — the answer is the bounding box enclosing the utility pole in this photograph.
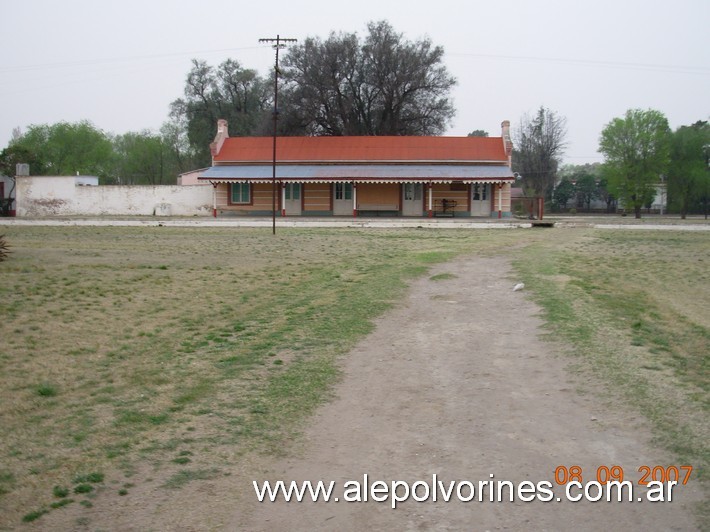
[259,35,297,235]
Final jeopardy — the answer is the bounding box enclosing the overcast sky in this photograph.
[1,0,708,165]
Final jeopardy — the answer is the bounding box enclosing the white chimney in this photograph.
[210,119,229,159]
[501,120,513,165]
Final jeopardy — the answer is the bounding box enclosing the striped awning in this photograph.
[199,164,514,184]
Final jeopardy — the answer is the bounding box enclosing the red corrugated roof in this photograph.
[214,136,508,163]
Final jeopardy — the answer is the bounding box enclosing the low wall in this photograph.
[16,176,214,217]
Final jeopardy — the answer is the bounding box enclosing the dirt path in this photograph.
[233,255,702,531]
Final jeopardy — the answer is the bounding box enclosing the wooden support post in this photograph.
[281,183,286,217]
[212,182,218,218]
[427,182,433,217]
[497,183,503,218]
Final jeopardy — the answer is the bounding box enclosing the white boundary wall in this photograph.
[16,176,214,217]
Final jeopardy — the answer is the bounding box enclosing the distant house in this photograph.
[199,120,516,218]
[75,175,99,186]
[177,168,209,186]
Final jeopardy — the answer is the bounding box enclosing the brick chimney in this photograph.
[209,119,229,160]
[501,120,513,165]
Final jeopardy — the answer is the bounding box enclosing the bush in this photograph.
[0,235,9,262]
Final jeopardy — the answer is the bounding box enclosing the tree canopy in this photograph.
[5,121,192,185]
[164,21,456,163]
[552,178,575,209]
[599,108,671,218]
[280,21,457,136]
[113,131,167,185]
[668,120,710,218]
[170,59,271,166]
[8,121,114,177]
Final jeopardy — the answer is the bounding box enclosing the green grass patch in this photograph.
[35,383,58,397]
[52,485,69,498]
[115,410,169,427]
[0,470,16,496]
[49,498,74,509]
[22,508,48,522]
[429,273,457,281]
[162,468,220,489]
[73,483,93,494]
[73,472,104,484]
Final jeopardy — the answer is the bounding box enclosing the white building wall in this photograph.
[16,176,214,217]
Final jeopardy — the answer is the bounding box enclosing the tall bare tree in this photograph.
[280,21,456,136]
[512,107,567,199]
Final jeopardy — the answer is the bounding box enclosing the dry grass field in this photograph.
[515,229,708,460]
[0,225,707,527]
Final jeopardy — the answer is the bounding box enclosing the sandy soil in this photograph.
[29,254,704,531]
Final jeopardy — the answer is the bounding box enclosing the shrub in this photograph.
[52,485,69,498]
[73,484,93,494]
[0,235,9,262]
[36,384,58,397]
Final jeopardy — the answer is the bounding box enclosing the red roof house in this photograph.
[199,120,515,218]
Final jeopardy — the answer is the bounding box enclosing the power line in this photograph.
[0,46,269,75]
[4,45,706,78]
[448,52,710,76]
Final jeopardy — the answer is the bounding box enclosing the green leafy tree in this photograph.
[112,131,167,185]
[668,120,710,218]
[552,178,575,210]
[597,176,617,213]
[512,107,567,200]
[574,174,600,211]
[9,121,114,179]
[558,163,608,212]
[467,130,489,137]
[703,145,710,219]
[599,109,671,218]
[280,21,456,136]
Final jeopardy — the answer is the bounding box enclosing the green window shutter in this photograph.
[231,183,250,204]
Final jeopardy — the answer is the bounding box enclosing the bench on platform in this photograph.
[356,203,400,216]
[434,199,457,217]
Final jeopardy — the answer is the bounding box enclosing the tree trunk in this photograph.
[634,205,642,219]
